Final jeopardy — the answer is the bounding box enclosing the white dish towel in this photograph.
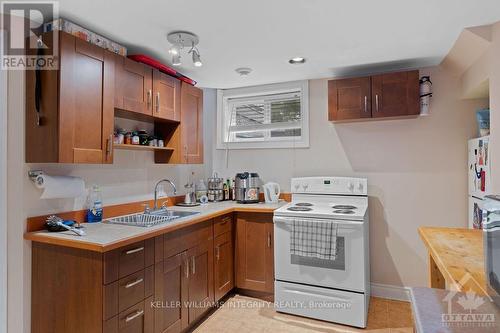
[290,219,338,260]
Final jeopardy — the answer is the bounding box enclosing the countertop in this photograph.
[418,226,487,295]
[24,201,286,252]
[410,287,499,333]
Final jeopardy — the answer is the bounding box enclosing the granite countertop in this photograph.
[24,200,287,252]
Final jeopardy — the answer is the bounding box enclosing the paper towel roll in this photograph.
[35,175,86,199]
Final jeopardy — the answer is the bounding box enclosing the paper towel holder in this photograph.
[28,170,44,185]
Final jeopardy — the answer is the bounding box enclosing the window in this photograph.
[217,81,309,149]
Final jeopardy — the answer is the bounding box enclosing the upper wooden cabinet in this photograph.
[328,76,371,120]
[328,70,419,121]
[115,57,153,115]
[180,83,204,164]
[115,58,180,122]
[26,31,115,164]
[235,213,274,293]
[153,70,181,121]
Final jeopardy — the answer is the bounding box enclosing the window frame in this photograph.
[216,80,309,149]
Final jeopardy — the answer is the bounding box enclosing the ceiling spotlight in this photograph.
[192,49,202,67]
[172,54,182,66]
[289,57,306,64]
[167,31,203,68]
[235,67,252,76]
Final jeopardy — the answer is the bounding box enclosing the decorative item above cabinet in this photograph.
[328,70,420,122]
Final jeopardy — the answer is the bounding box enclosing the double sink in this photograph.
[106,209,200,227]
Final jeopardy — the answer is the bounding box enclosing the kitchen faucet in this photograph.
[153,179,177,210]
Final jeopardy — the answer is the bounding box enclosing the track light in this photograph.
[167,31,203,68]
[192,49,202,67]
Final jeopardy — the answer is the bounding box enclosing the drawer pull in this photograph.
[125,310,144,323]
[124,247,144,255]
[125,278,143,289]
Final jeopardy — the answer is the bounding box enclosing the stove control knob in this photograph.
[348,182,354,192]
[358,183,364,192]
[302,184,309,191]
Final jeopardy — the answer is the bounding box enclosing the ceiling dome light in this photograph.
[172,54,182,66]
[289,57,306,64]
[235,67,252,76]
[192,49,202,67]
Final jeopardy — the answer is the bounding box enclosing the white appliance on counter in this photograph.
[273,176,370,328]
[468,136,491,229]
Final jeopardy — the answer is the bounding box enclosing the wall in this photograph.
[6,67,214,332]
[212,66,488,289]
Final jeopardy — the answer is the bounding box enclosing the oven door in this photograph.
[484,226,500,307]
[274,216,368,293]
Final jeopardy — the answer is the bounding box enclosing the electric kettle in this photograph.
[263,182,281,203]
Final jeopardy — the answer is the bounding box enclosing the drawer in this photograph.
[104,238,154,284]
[103,297,154,333]
[162,219,213,259]
[104,266,154,320]
[214,214,233,237]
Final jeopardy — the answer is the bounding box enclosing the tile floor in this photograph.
[194,295,414,333]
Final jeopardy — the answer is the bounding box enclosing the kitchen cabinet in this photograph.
[235,213,274,293]
[371,71,420,118]
[328,70,419,121]
[214,232,234,301]
[187,240,214,324]
[26,31,115,163]
[115,58,180,122]
[328,77,371,120]
[180,82,204,164]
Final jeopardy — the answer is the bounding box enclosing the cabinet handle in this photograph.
[185,258,189,278]
[364,96,367,113]
[147,89,152,110]
[191,256,196,275]
[375,94,379,112]
[267,233,271,248]
[125,310,144,323]
[106,134,113,155]
[124,247,144,255]
[125,277,143,289]
[215,246,220,261]
[156,92,160,113]
[184,145,188,163]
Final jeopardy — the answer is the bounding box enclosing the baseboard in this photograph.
[370,283,410,302]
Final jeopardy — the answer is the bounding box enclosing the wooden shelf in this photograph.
[114,144,174,152]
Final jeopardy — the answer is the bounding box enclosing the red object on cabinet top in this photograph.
[127,54,197,86]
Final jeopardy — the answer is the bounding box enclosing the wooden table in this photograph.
[418,227,487,295]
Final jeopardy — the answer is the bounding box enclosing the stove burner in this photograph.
[333,209,355,214]
[287,206,313,212]
[332,205,357,210]
[295,202,313,207]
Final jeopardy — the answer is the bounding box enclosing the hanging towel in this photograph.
[290,219,338,260]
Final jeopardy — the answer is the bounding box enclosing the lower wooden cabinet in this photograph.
[187,240,214,324]
[214,231,234,301]
[235,213,274,293]
[104,297,154,333]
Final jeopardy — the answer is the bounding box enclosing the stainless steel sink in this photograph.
[106,210,200,227]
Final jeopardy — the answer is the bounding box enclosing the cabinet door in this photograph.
[328,77,371,121]
[59,33,115,163]
[117,57,153,115]
[235,213,274,293]
[180,83,203,164]
[371,70,419,118]
[154,253,188,333]
[214,232,234,301]
[153,70,180,121]
[187,239,214,325]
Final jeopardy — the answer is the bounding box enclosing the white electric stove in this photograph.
[274,176,370,328]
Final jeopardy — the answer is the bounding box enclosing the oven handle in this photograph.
[273,216,364,226]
